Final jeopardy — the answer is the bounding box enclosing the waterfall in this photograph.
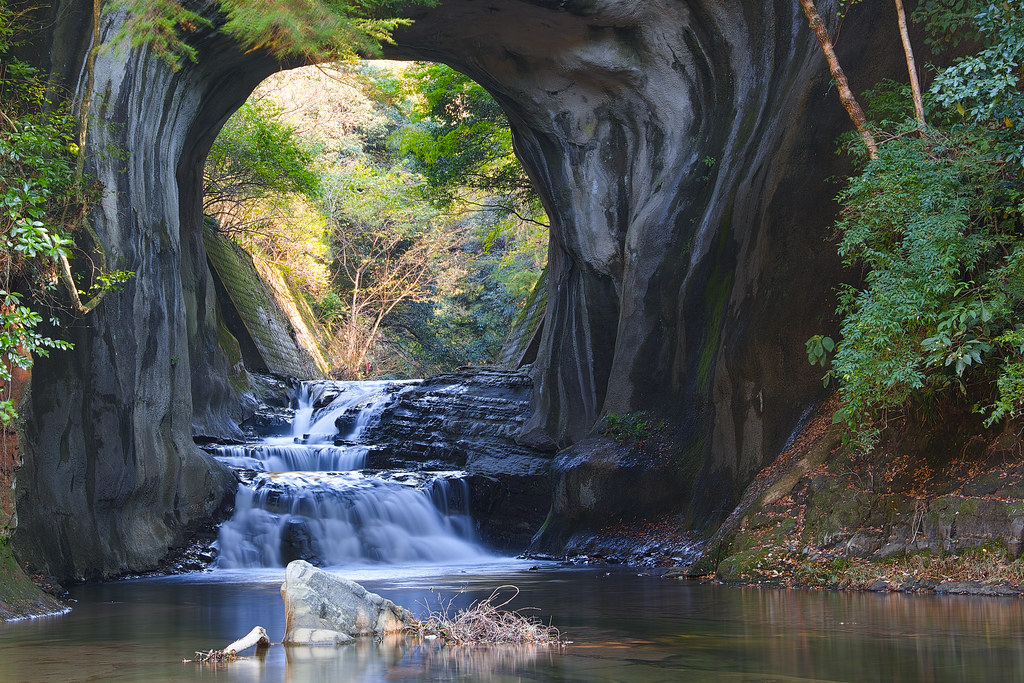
[212,379,488,569]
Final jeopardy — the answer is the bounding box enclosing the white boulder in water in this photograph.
[281,560,415,645]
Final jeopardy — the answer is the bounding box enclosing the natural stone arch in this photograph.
[13,0,902,579]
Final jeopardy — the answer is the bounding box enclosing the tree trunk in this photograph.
[224,626,271,655]
[894,0,926,127]
[798,0,879,159]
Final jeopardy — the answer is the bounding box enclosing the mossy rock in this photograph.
[0,541,65,621]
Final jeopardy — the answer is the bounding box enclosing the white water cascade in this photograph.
[213,380,489,568]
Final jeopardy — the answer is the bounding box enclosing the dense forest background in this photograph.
[202,60,548,379]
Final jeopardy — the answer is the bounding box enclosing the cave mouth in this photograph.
[200,60,549,380]
[14,0,905,583]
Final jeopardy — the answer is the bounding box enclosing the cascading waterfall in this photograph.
[213,380,488,568]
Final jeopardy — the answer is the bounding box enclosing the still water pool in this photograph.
[2,561,1023,682]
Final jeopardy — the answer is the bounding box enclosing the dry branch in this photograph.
[418,586,566,647]
[184,626,271,663]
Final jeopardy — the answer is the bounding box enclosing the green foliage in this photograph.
[0,1,79,423]
[109,0,435,70]
[312,63,545,376]
[204,98,321,219]
[806,335,835,369]
[203,58,547,377]
[108,0,212,68]
[0,294,71,425]
[220,0,432,60]
[814,3,1024,451]
[912,0,986,53]
[396,63,544,224]
[601,411,665,443]
[930,2,1024,165]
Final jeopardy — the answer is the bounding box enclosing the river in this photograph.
[3,378,1022,681]
[2,562,1023,682]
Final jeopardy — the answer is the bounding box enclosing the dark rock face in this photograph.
[13,0,906,579]
[364,368,552,549]
[12,0,272,580]
[388,0,907,533]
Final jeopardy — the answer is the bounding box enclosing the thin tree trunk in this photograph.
[894,0,926,127]
[61,0,107,315]
[798,0,879,159]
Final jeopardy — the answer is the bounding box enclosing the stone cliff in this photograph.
[10,0,905,581]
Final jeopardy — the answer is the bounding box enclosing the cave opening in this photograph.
[10,0,905,584]
[199,60,549,381]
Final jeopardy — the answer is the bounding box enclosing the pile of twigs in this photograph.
[185,649,238,664]
[418,586,565,646]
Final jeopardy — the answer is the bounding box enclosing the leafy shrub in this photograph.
[812,3,1024,451]
[0,1,79,424]
[601,411,665,443]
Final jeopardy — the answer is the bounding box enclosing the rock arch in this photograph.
[13,0,902,578]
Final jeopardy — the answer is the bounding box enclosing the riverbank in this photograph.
[671,396,1024,597]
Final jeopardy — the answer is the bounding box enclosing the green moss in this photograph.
[0,540,64,620]
[217,318,242,367]
[696,267,733,392]
[716,546,775,582]
[204,226,322,377]
[795,557,852,585]
[958,497,981,517]
[510,265,548,333]
[532,505,557,543]
[803,477,877,542]
[601,411,665,443]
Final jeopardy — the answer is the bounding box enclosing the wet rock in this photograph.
[280,519,324,566]
[242,406,296,438]
[934,581,1019,597]
[366,368,553,549]
[281,560,415,645]
[530,434,688,554]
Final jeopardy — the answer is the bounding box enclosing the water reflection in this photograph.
[2,567,1024,682]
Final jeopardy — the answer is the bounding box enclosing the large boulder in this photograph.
[281,560,415,645]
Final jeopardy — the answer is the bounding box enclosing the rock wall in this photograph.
[364,368,552,549]
[204,225,329,382]
[11,0,275,581]
[10,0,907,580]
[389,0,905,532]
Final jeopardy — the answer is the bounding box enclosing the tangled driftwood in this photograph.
[184,626,271,663]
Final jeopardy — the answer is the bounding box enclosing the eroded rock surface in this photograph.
[281,560,415,645]
[12,0,908,580]
[364,368,552,549]
[388,0,907,535]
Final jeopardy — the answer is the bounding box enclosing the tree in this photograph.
[320,161,466,376]
[396,63,543,222]
[203,98,321,236]
[798,0,878,158]
[811,1,1024,450]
